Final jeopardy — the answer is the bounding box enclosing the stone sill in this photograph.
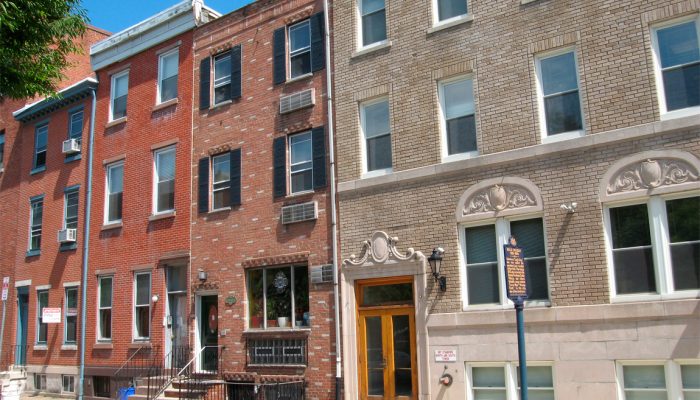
[105,117,127,129]
[153,98,178,112]
[285,72,313,84]
[101,221,122,231]
[129,342,152,349]
[427,14,474,34]
[93,343,113,350]
[149,210,176,221]
[351,40,392,59]
[61,344,77,351]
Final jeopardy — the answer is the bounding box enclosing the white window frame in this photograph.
[359,97,392,178]
[152,146,176,215]
[63,188,79,231]
[33,124,48,170]
[357,0,388,51]
[157,48,179,104]
[458,214,551,311]
[62,375,75,394]
[64,286,78,344]
[97,275,112,342]
[109,70,129,121]
[34,374,47,391]
[432,0,470,27]
[245,265,309,330]
[133,271,151,341]
[68,109,83,141]
[650,14,700,120]
[534,47,585,144]
[289,131,314,194]
[28,196,43,252]
[603,191,700,303]
[466,362,555,400]
[213,51,232,106]
[211,153,231,211]
[36,289,48,344]
[288,19,312,80]
[616,361,673,400]
[104,162,124,224]
[438,75,478,162]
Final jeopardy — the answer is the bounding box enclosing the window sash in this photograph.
[212,154,231,209]
[63,376,75,393]
[69,111,83,140]
[30,199,43,250]
[360,3,387,47]
[247,265,309,330]
[155,148,175,213]
[64,288,77,344]
[64,190,79,230]
[111,72,128,119]
[214,53,232,88]
[98,276,112,340]
[134,273,151,340]
[437,0,467,21]
[159,50,179,103]
[37,291,48,343]
[34,126,47,168]
[289,132,313,193]
[106,163,123,223]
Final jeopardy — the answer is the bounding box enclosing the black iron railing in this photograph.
[144,345,192,399]
[208,381,306,400]
[247,338,307,366]
[113,345,162,397]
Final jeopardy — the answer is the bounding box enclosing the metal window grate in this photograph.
[248,338,307,365]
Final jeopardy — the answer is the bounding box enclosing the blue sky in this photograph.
[82,0,255,33]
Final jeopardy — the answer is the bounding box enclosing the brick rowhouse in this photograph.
[191,0,336,398]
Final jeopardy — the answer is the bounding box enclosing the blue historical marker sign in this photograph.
[503,236,528,303]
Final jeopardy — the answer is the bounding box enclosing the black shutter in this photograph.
[272,136,287,198]
[198,157,209,213]
[312,126,327,189]
[231,45,242,100]
[273,27,286,85]
[310,12,325,72]
[230,148,241,206]
[199,58,211,110]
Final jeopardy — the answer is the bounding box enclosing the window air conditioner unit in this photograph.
[280,201,318,225]
[62,139,81,155]
[57,228,77,243]
[310,264,334,284]
[279,89,315,114]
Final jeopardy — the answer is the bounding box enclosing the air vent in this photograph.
[279,89,315,114]
[62,139,81,154]
[310,264,334,284]
[281,201,317,225]
[57,228,77,243]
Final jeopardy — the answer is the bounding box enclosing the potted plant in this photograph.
[275,298,291,328]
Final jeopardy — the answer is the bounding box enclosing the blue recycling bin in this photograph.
[117,386,135,400]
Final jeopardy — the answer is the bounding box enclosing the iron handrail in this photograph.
[150,345,223,400]
[113,346,146,378]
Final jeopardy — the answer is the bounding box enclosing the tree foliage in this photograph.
[0,0,88,101]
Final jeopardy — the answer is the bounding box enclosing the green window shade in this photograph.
[466,225,497,263]
[510,218,545,257]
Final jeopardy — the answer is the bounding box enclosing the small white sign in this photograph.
[1,277,9,301]
[434,349,457,362]
[42,308,61,324]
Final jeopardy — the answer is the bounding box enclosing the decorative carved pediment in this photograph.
[455,177,543,222]
[343,231,421,266]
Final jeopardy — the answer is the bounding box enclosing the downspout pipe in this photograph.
[78,87,97,400]
[321,2,342,399]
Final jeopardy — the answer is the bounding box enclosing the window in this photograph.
[606,195,699,297]
[536,50,583,138]
[211,153,231,210]
[360,98,392,174]
[68,110,83,141]
[62,375,75,393]
[134,272,151,340]
[247,265,309,330]
[1,130,5,170]
[439,77,476,157]
[682,364,700,398]
[158,49,179,103]
[105,162,123,223]
[464,218,549,306]
[652,17,700,114]
[621,365,667,399]
[37,290,48,344]
[93,376,110,398]
[359,0,387,47]
[64,188,79,231]
[289,131,313,193]
[213,51,232,105]
[517,366,554,399]
[468,363,554,400]
[29,196,43,252]
[34,374,47,391]
[64,287,77,344]
[33,124,48,170]
[436,0,467,22]
[97,276,112,341]
[153,147,175,214]
[110,70,128,120]
[289,20,311,79]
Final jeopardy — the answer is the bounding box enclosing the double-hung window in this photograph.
[153,147,175,214]
[361,98,392,174]
[33,124,48,170]
[247,265,309,329]
[97,276,112,341]
[68,110,83,142]
[536,50,583,139]
[110,70,129,121]
[359,0,387,47]
[652,16,700,116]
[158,49,179,103]
[606,195,699,297]
[213,51,232,105]
[211,153,231,210]
[0,130,4,170]
[105,162,123,223]
[619,362,700,400]
[435,0,468,23]
[464,217,549,306]
[64,287,78,344]
[37,290,48,344]
[468,363,554,400]
[289,131,313,193]
[439,76,477,158]
[134,272,151,340]
[64,187,79,232]
[62,376,75,394]
[29,196,43,252]
[289,20,311,79]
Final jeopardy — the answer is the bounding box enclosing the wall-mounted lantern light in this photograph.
[428,247,446,292]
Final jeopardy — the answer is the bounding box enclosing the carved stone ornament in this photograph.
[455,177,543,222]
[344,231,419,266]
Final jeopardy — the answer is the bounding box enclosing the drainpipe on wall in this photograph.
[78,87,97,400]
[321,1,342,399]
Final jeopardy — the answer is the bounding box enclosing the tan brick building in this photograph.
[332,0,700,399]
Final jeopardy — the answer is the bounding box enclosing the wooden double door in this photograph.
[357,278,418,400]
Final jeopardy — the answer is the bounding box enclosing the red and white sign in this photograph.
[434,349,457,362]
[42,308,61,324]
[1,277,9,301]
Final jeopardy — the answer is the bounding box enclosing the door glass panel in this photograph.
[392,315,413,397]
[365,316,384,396]
[362,283,413,306]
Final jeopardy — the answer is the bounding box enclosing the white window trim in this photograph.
[360,97,393,178]
[466,362,555,400]
[288,20,311,80]
[616,360,674,400]
[458,214,551,311]
[34,374,47,391]
[431,0,470,27]
[62,375,75,394]
[97,275,112,342]
[211,153,231,211]
[157,48,179,105]
[64,287,78,344]
[28,197,43,252]
[36,289,48,344]
[109,70,129,122]
[356,0,388,51]
[133,271,151,341]
[650,14,700,120]
[63,188,79,231]
[152,146,176,215]
[603,190,700,303]
[289,131,314,194]
[68,110,83,140]
[104,162,124,225]
[246,266,308,331]
[213,52,232,106]
[438,74,479,163]
[534,47,585,144]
